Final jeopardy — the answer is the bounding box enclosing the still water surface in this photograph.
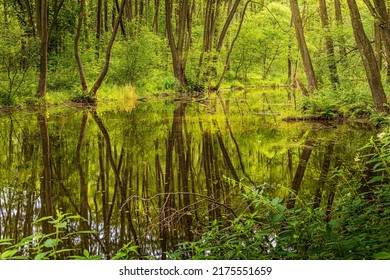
[0,90,373,258]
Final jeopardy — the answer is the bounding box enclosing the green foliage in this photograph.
[109,28,166,91]
[301,92,343,120]
[0,18,38,105]
[300,86,377,120]
[231,3,290,82]
[172,132,390,259]
[0,210,95,260]
[0,209,140,260]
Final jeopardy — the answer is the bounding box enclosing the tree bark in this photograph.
[375,20,382,69]
[97,0,103,41]
[75,0,89,92]
[318,0,339,89]
[363,0,390,82]
[37,0,48,98]
[290,0,318,92]
[165,0,191,91]
[347,0,388,113]
[153,0,160,33]
[334,0,346,57]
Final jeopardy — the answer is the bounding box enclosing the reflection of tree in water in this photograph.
[0,100,373,259]
[37,112,54,234]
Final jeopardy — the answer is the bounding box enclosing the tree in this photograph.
[363,0,390,82]
[318,0,339,89]
[75,0,127,100]
[347,0,388,113]
[37,0,49,98]
[197,0,248,90]
[289,0,317,92]
[165,0,192,91]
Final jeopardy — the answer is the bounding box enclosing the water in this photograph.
[0,90,373,258]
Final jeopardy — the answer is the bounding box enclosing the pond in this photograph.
[0,89,374,259]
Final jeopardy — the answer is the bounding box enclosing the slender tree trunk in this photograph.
[104,0,109,31]
[25,0,36,37]
[365,0,390,82]
[89,0,127,98]
[114,0,127,37]
[334,0,346,57]
[290,0,318,92]
[319,0,339,89]
[347,0,388,113]
[215,0,250,90]
[153,0,159,33]
[375,20,382,69]
[37,0,49,98]
[75,0,89,92]
[97,0,103,41]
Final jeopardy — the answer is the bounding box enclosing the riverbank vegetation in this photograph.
[1,0,390,118]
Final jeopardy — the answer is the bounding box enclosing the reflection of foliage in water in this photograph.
[172,133,390,260]
[0,91,375,259]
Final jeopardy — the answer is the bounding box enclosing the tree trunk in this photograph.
[290,0,318,92]
[319,0,339,89]
[89,0,127,98]
[215,0,250,90]
[97,0,103,42]
[153,0,160,33]
[375,20,382,69]
[37,0,48,98]
[104,0,109,31]
[25,0,36,37]
[347,0,388,113]
[334,0,346,57]
[364,0,390,82]
[75,0,89,92]
[165,0,191,91]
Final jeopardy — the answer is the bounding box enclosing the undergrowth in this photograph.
[170,132,390,260]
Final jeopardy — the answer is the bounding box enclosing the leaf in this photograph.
[83,249,90,258]
[374,252,390,260]
[34,252,49,260]
[269,212,283,223]
[0,238,14,243]
[254,230,271,237]
[10,255,29,260]
[0,249,18,259]
[367,176,383,184]
[49,249,74,255]
[32,216,53,224]
[66,230,97,237]
[271,197,280,206]
[54,221,67,229]
[44,238,58,248]
[277,204,286,213]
